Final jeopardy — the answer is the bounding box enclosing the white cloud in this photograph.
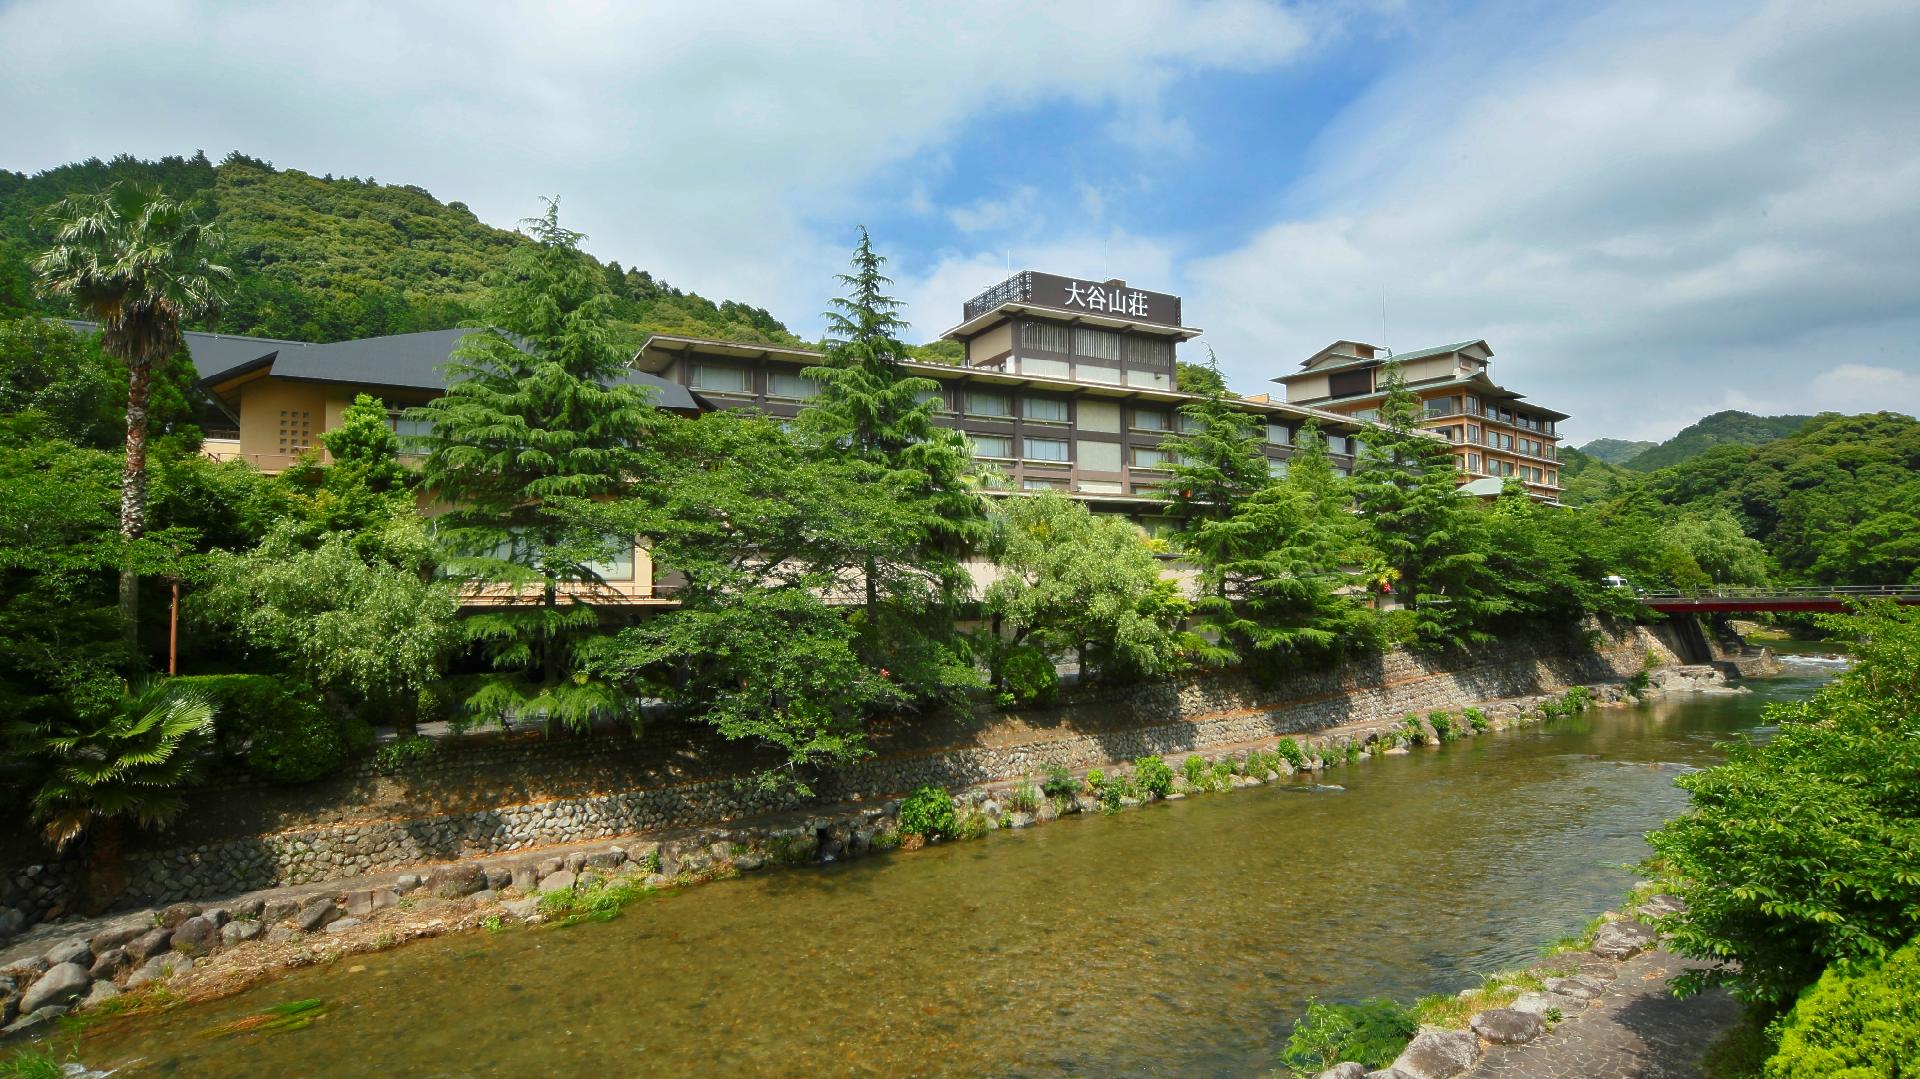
[0,0,1320,336]
[892,231,1181,343]
[1187,0,1920,443]
[948,187,1040,234]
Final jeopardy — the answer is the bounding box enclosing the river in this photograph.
[64,666,1833,1077]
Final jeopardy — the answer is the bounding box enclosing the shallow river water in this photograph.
[67,668,1832,1078]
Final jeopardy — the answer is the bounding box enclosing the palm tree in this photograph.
[7,680,216,910]
[34,184,231,643]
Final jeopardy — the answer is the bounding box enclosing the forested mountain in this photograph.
[1567,411,1920,586]
[1576,437,1655,465]
[1622,409,1810,471]
[0,151,802,351]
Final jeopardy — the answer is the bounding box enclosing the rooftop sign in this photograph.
[962,271,1183,328]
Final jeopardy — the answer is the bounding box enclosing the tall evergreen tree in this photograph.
[33,185,231,643]
[796,227,985,707]
[411,201,658,729]
[1158,351,1273,597]
[1351,363,1503,645]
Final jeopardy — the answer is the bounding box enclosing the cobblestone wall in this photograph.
[2,621,1683,921]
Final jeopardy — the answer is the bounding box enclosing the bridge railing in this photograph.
[1635,584,1920,602]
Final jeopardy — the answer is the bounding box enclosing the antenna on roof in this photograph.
[1380,284,1390,357]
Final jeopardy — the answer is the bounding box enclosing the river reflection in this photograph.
[70,672,1829,1078]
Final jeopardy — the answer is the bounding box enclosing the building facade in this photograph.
[1272,339,1566,502]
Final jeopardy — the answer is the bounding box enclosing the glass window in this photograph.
[689,363,750,393]
[1122,336,1171,366]
[1021,320,1070,353]
[767,370,815,399]
[1130,446,1172,468]
[1025,397,1068,423]
[1177,412,1202,433]
[914,388,946,412]
[1326,435,1350,455]
[586,544,635,582]
[1267,457,1290,477]
[1023,437,1069,462]
[1021,478,1064,491]
[1468,452,1482,473]
[1073,328,1121,361]
[1266,423,1292,445]
[970,434,1013,459]
[1352,438,1368,457]
[388,412,434,440]
[965,390,1013,417]
[1131,408,1170,431]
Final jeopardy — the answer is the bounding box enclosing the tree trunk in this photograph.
[80,816,128,916]
[118,358,152,646]
[542,578,559,687]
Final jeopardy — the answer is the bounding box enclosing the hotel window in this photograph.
[1465,396,1483,416]
[1021,320,1070,353]
[1353,408,1380,422]
[387,411,434,441]
[965,390,1013,417]
[586,544,636,582]
[1352,438,1368,457]
[1131,408,1170,432]
[1122,336,1171,366]
[1131,446,1173,468]
[767,370,816,399]
[1326,435,1350,455]
[1073,327,1121,361]
[1266,423,1292,445]
[914,388,947,412]
[1177,412,1202,433]
[689,362,750,393]
[1022,478,1065,492]
[1333,465,1352,478]
[277,409,313,453]
[1468,452,1482,473]
[1267,457,1290,478]
[1547,470,1558,486]
[1424,396,1460,418]
[1025,397,1068,424]
[1023,437,1069,462]
[970,434,1014,460]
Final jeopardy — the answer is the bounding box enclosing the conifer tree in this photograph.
[1158,351,1272,596]
[1351,363,1503,645]
[411,201,658,729]
[796,227,985,706]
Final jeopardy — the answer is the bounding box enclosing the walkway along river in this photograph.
[61,667,1833,1077]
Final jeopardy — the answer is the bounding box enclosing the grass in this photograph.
[1541,913,1609,956]
[201,998,328,1039]
[0,1048,62,1079]
[538,877,655,926]
[1411,969,1549,1029]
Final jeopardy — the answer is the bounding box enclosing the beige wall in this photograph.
[1400,355,1456,381]
[968,322,1013,365]
[1077,440,1122,472]
[1283,372,1330,402]
[235,378,337,467]
[1078,399,1121,433]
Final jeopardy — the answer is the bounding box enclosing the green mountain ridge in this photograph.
[0,151,804,352]
[1576,437,1656,465]
[1622,410,1812,472]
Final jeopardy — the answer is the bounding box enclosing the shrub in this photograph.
[1763,938,1920,1078]
[371,734,437,773]
[1429,711,1456,742]
[956,812,991,840]
[1091,770,1130,812]
[245,705,352,784]
[1040,763,1078,800]
[173,673,359,784]
[1182,755,1209,788]
[538,877,653,925]
[1008,783,1042,813]
[1278,997,1418,1076]
[997,645,1059,708]
[1399,714,1426,746]
[1649,603,1920,1006]
[899,785,957,840]
[1564,685,1591,711]
[1463,707,1489,733]
[1133,755,1174,799]
[1275,738,1306,769]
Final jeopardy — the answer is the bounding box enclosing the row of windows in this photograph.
[1463,452,1559,486]
[969,436,1178,468]
[1017,322,1173,367]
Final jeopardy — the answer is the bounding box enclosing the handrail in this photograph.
[1637,585,1920,600]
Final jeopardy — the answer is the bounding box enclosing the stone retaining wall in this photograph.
[0,621,1685,927]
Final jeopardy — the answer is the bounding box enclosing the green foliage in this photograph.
[1649,602,1920,1007]
[1275,737,1306,769]
[899,785,957,840]
[1041,763,1078,800]
[1764,938,1920,1078]
[414,201,658,730]
[996,645,1059,708]
[1624,410,1810,473]
[1278,997,1419,1075]
[1174,359,1228,396]
[1428,711,1457,742]
[1578,438,1658,466]
[0,1047,61,1079]
[985,493,1192,683]
[1133,754,1174,799]
[1091,769,1131,812]
[0,318,128,447]
[1463,707,1490,732]
[371,735,438,773]
[242,701,354,784]
[538,876,654,926]
[3,679,216,850]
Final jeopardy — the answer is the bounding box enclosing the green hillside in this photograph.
[1624,410,1811,471]
[1576,437,1655,465]
[0,151,802,351]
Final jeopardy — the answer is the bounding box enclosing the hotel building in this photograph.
[1272,339,1566,502]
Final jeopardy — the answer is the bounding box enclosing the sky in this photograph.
[2,0,1916,444]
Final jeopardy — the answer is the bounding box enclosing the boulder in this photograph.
[79,979,120,1010]
[509,866,539,893]
[1590,920,1658,960]
[219,920,264,947]
[1317,1065,1369,1079]
[231,898,266,920]
[537,870,576,894]
[344,890,376,917]
[483,867,512,892]
[124,953,187,989]
[1,1004,68,1037]
[124,927,174,963]
[262,898,300,924]
[157,902,200,929]
[88,948,128,980]
[89,924,144,954]
[200,908,231,929]
[1509,991,1584,1017]
[0,907,23,939]
[1390,1029,1479,1079]
[470,889,498,904]
[427,863,487,899]
[563,852,588,874]
[1542,974,1604,1001]
[264,926,300,945]
[20,961,91,1013]
[323,918,362,934]
[42,938,90,967]
[584,849,627,871]
[393,874,423,894]
[295,897,339,933]
[1637,893,1688,918]
[502,898,543,920]
[536,858,564,878]
[1470,1008,1545,1044]
[6,957,47,977]
[170,915,219,956]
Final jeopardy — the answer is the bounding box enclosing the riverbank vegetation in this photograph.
[1648,601,1920,1075]
[0,179,1907,906]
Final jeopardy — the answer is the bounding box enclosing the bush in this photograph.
[1649,602,1920,1006]
[1399,714,1427,746]
[899,785,957,840]
[1040,763,1078,800]
[1182,754,1209,788]
[1463,706,1489,732]
[1008,783,1041,813]
[997,645,1059,708]
[1133,755,1174,799]
[174,673,356,783]
[1275,737,1306,769]
[1090,769,1129,812]
[1429,711,1456,742]
[1278,997,1418,1076]
[371,734,438,773]
[1765,938,1920,1078]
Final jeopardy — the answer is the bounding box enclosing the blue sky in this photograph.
[3,0,1916,443]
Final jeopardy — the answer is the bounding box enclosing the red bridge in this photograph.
[1638,585,1920,614]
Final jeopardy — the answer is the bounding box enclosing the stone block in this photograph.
[538,870,576,894]
[125,926,174,963]
[483,867,511,892]
[295,897,338,932]
[1542,974,1604,1000]
[1590,920,1657,960]
[1470,1008,1545,1044]
[1390,1029,1478,1079]
[426,863,486,899]
[157,902,200,928]
[323,918,362,934]
[42,938,90,967]
[88,948,129,980]
[20,962,90,1013]
[510,866,539,893]
[583,849,627,871]
[170,915,219,956]
[262,898,300,924]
